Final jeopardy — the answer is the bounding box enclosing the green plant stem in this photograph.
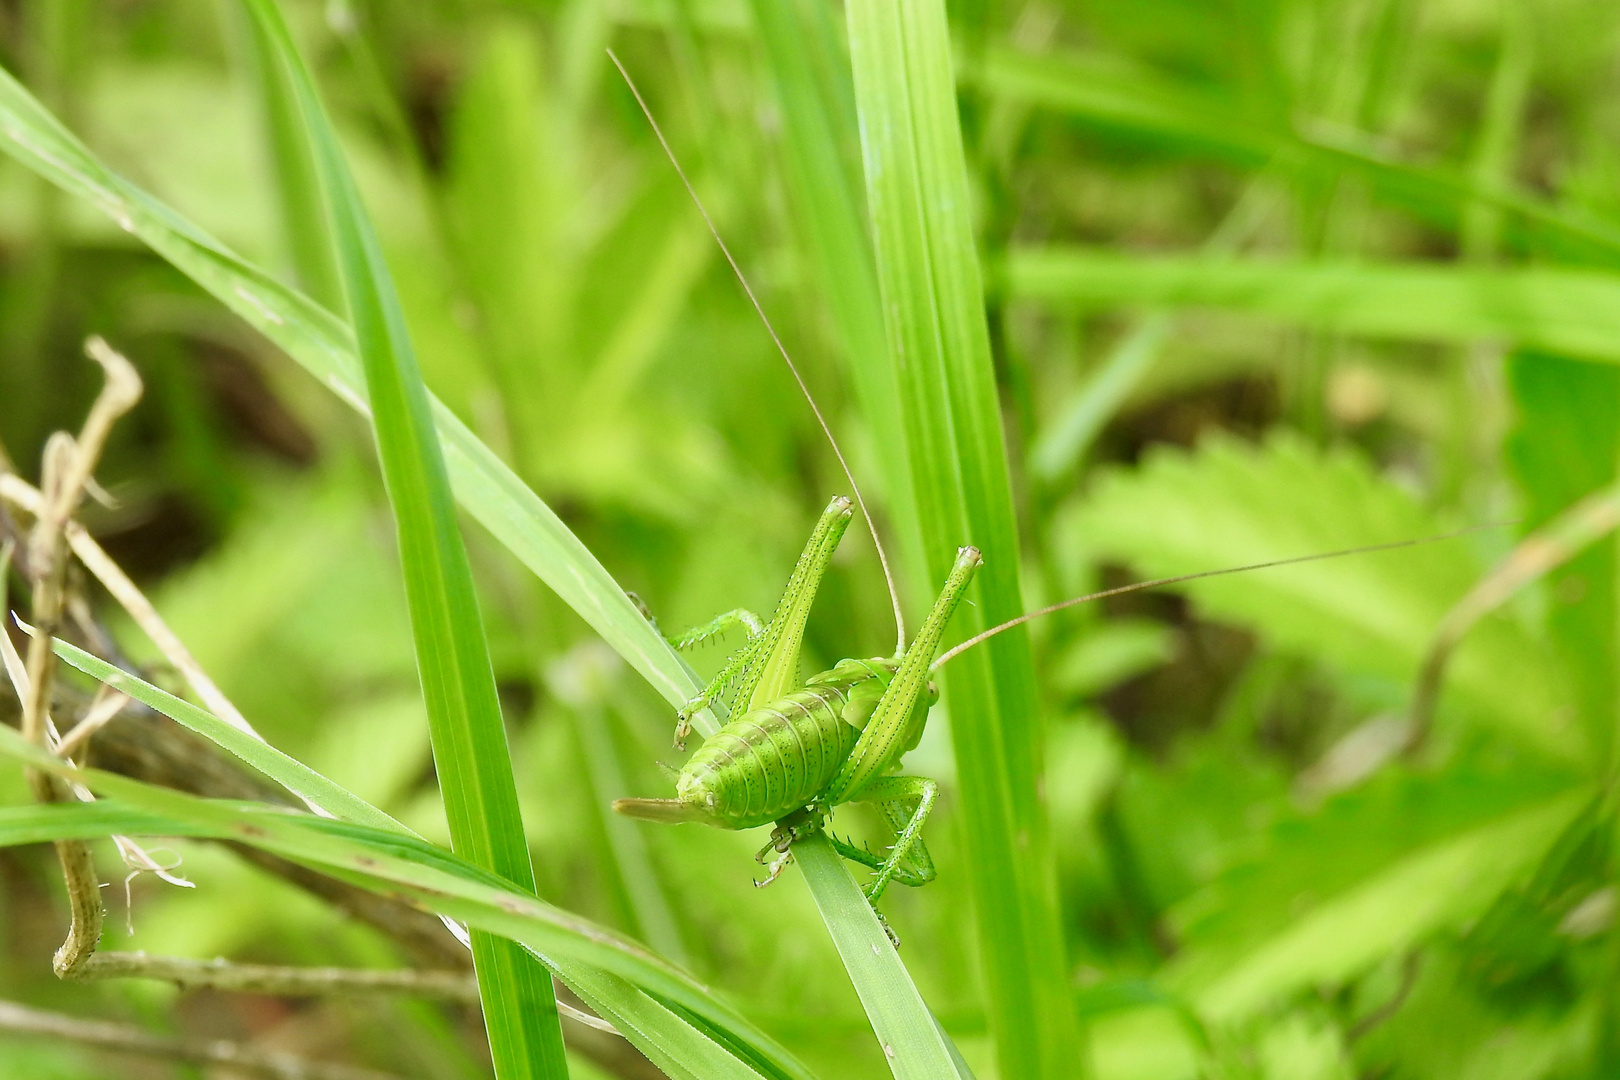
[843,1,1078,1075]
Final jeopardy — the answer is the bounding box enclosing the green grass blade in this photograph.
[232,1,343,309]
[1002,250,1620,363]
[793,836,961,1079]
[0,731,810,1080]
[968,44,1620,257]
[48,636,409,835]
[748,0,921,591]
[49,636,788,1077]
[0,58,712,730]
[1029,313,1172,480]
[235,2,561,1073]
[843,3,1077,1076]
[556,671,689,966]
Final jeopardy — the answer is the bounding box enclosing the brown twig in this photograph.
[0,998,405,1080]
[0,471,261,739]
[16,338,142,976]
[73,951,480,1003]
[1406,482,1620,755]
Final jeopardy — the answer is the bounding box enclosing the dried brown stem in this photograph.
[1406,482,1620,755]
[0,998,405,1080]
[0,471,260,739]
[15,340,142,977]
[73,951,479,1003]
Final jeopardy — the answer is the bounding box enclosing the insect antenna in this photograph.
[607,49,910,656]
[930,522,1511,671]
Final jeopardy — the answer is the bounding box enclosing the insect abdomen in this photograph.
[677,684,862,830]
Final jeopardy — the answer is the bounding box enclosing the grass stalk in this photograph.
[843,1,1079,1075]
[236,3,564,1074]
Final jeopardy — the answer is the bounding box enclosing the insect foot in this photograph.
[875,910,901,951]
[671,695,708,750]
[754,849,794,889]
[751,807,824,888]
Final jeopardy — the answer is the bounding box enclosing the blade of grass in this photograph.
[0,729,809,1080]
[550,650,689,967]
[966,44,1620,258]
[236,2,560,1074]
[230,1,342,310]
[843,3,1077,1077]
[793,835,962,1079]
[1001,250,1620,363]
[46,635,409,834]
[0,59,714,730]
[747,0,922,598]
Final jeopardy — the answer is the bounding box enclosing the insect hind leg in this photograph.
[840,776,938,903]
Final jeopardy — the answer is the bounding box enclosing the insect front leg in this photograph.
[830,776,938,903]
[670,609,767,651]
[670,497,853,747]
[667,609,766,746]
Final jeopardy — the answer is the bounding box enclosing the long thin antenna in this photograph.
[931,522,1511,671]
[607,49,909,655]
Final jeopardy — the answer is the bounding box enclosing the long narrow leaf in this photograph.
[748,0,922,598]
[237,3,560,1072]
[0,729,809,1080]
[844,3,1077,1076]
[43,647,810,1080]
[1003,249,1620,363]
[48,636,409,835]
[0,58,711,729]
[793,837,961,1079]
[968,44,1620,256]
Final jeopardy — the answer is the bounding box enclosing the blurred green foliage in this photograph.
[3,0,1620,1077]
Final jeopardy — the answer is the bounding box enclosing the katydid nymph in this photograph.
[612,498,1474,908]
[616,496,976,903]
[605,52,1490,917]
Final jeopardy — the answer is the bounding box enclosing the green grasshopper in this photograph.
[616,496,976,902]
[610,491,1462,905]
[612,503,1475,907]
[606,54,1480,910]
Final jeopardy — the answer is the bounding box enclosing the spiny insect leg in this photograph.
[669,608,766,651]
[829,831,934,885]
[828,547,979,805]
[852,776,938,903]
[669,610,766,746]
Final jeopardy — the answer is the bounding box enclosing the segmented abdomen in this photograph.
[677,684,861,830]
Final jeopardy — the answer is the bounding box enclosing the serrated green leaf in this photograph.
[1065,433,1578,760]
[1166,789,1586,1022]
